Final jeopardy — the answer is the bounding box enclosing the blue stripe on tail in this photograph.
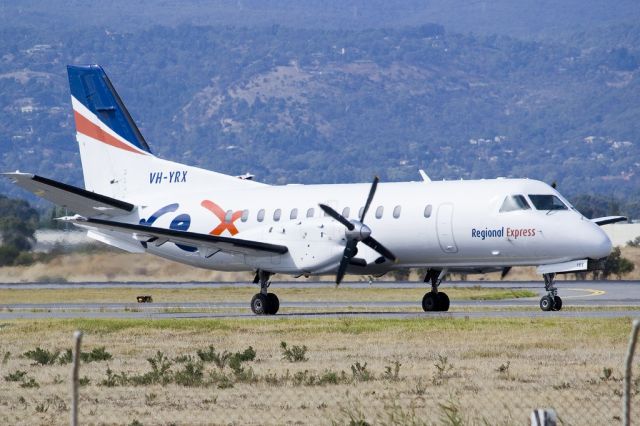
[67,65,152,154]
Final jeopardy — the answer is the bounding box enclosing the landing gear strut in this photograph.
[250,270,279,315]
[422,269,450,312]
[540,273,562,312]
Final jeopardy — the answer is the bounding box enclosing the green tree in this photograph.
[600,247,635,280]
[0,195,39,266]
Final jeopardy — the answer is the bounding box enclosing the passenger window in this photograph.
[306,208,315,218]
[342,207,350,218]
[290,208,298,220]
[257,209,265,222]
[393,205,401,219]
[500,195,531,213]
[528,195,568,211]
[225,210,233,222]
[424,205,432,218]
[273,209,281,221]
[241,209,249,222]
[375,206,384,219]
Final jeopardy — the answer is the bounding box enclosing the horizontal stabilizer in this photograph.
[3,172,134,217]
[68,217,289,257]
[591,216,627,226]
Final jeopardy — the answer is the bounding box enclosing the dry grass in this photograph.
[0,317,635,425]
[0,286,535,305]
[2,247,639,283]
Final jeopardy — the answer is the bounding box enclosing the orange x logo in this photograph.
[201,200,243,236]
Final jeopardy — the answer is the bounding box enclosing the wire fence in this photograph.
[1,320,638,425]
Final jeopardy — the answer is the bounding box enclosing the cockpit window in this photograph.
[528,194,568,211]
[499,195,531,212]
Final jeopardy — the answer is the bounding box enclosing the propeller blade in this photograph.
[336,239,358,285]
[362,236,397,262]
[319,203,354,230]
[500,266,512,280]
[360,176,379,222]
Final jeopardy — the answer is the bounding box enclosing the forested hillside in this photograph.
[1,22,639,216]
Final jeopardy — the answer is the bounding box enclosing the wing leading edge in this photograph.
[68,217,289,257]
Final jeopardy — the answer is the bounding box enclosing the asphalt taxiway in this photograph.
[0,281,639,320]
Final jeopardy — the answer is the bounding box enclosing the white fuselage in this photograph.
[116,177,612,277]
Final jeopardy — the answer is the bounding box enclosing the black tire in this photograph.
[266,293,280,315]
[422,292,438,312]
[539,295,554,312]
[250,293,268,315]
[436,292,450,312]
[553,296,563,311]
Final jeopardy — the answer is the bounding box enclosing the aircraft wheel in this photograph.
[422,292,438,312]
[539,295,554,312]
[266,293,280,315]
[553,296,563,311]
[251,293,268,315]
[436,292,450,312]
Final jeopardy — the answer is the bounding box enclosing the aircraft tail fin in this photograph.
[66,65,264,202]
[68,65,152,155]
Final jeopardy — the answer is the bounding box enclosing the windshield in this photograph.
[499,195,531,213]
[528,194,568,211]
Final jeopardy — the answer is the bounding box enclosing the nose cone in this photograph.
[587,224,613,259]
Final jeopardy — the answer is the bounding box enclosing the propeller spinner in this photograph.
[319,176,397,285]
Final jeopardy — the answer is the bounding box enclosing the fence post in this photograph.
[623,319,639,426]
[71,330,83,426]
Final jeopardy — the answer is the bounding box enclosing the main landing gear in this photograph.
[250,270,280,315]
[540,273,562,312]
[421,269,450,312]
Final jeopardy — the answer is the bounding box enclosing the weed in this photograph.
[318,370,342,385]
[79,376,91,386]
[23,347,60,365]
[35,402,48,413]
[351,362,373,382]
[213,351,232,370]
[553,381,571,390]
[101,367,128,387]
[433,354,455,385]
[59,349,72,365]
[439,398,465,426]
[145,393,157,406]
[382,360,402,381]
[413,378,427,396]
[496,361,510,377]
[2,351,10,365]
[53,375,63,384]
[4,370,27,382]
[173,360,204,387]
[281,341,308,362]
[333,399,370,426]
[196,345,220,363]
[173,354,193,363]
[21,377,39,388]
[210,370,234,389]
[146,351,173,385]
[234,346,256,362]
[129,420,143,426]
[82,346,112,362]
[601,367,614,381]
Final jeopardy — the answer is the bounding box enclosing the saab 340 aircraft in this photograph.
[4,65,626,315]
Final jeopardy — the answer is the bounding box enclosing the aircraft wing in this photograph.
[2,172,134,217]
[591,216,628,226]
[68,217,289,257]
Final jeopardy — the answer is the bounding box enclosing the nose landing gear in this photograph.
[540,273,562,311]
[250,270,280,315]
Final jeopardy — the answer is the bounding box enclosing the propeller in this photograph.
[319,176,397,285]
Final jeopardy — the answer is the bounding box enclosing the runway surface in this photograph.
[1,281,639,320]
